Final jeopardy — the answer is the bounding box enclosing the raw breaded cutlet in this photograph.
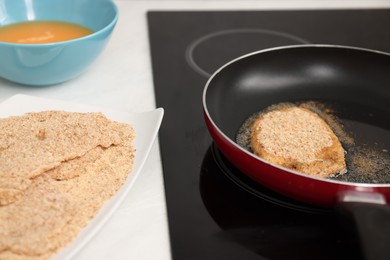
[251,106,346,178]
[0,111,136,260]
[0,111,130,206]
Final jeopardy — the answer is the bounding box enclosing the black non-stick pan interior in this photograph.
[205,45,390,183]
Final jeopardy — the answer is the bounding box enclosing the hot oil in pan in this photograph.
[236,101,390,184]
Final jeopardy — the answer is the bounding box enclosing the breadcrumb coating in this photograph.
[0,111,135,259]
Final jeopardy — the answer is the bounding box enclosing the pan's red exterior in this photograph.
[203,45,390,259]
[202,45,390,208]
[204,110,390,207]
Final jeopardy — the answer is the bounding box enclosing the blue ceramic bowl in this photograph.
[0,0,118,86]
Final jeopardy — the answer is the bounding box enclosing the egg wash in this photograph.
[0,21,93,44]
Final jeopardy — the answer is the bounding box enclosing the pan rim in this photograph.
[202,44,390,187]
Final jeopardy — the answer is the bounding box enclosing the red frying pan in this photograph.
[203,45,390,260]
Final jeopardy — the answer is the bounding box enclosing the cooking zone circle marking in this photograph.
[185,28,310,78]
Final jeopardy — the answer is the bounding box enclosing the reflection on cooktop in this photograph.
[200,144,362,260]
[206,143,332,214]
[186,28,310,77]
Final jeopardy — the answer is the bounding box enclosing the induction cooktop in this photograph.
[147,9,390,260]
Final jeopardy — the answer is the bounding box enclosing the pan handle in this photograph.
[337,191,390,260]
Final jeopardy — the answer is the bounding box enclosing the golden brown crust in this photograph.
[251,106,346,178]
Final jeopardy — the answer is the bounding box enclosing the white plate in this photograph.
[0,94,164,260]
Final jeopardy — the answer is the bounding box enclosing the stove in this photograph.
[147,9,390,260]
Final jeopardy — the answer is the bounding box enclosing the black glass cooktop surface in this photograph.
[147,10,390,260]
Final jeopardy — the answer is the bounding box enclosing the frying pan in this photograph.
[203,45,390,260]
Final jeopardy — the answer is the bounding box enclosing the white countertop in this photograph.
[1,1,390,259]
